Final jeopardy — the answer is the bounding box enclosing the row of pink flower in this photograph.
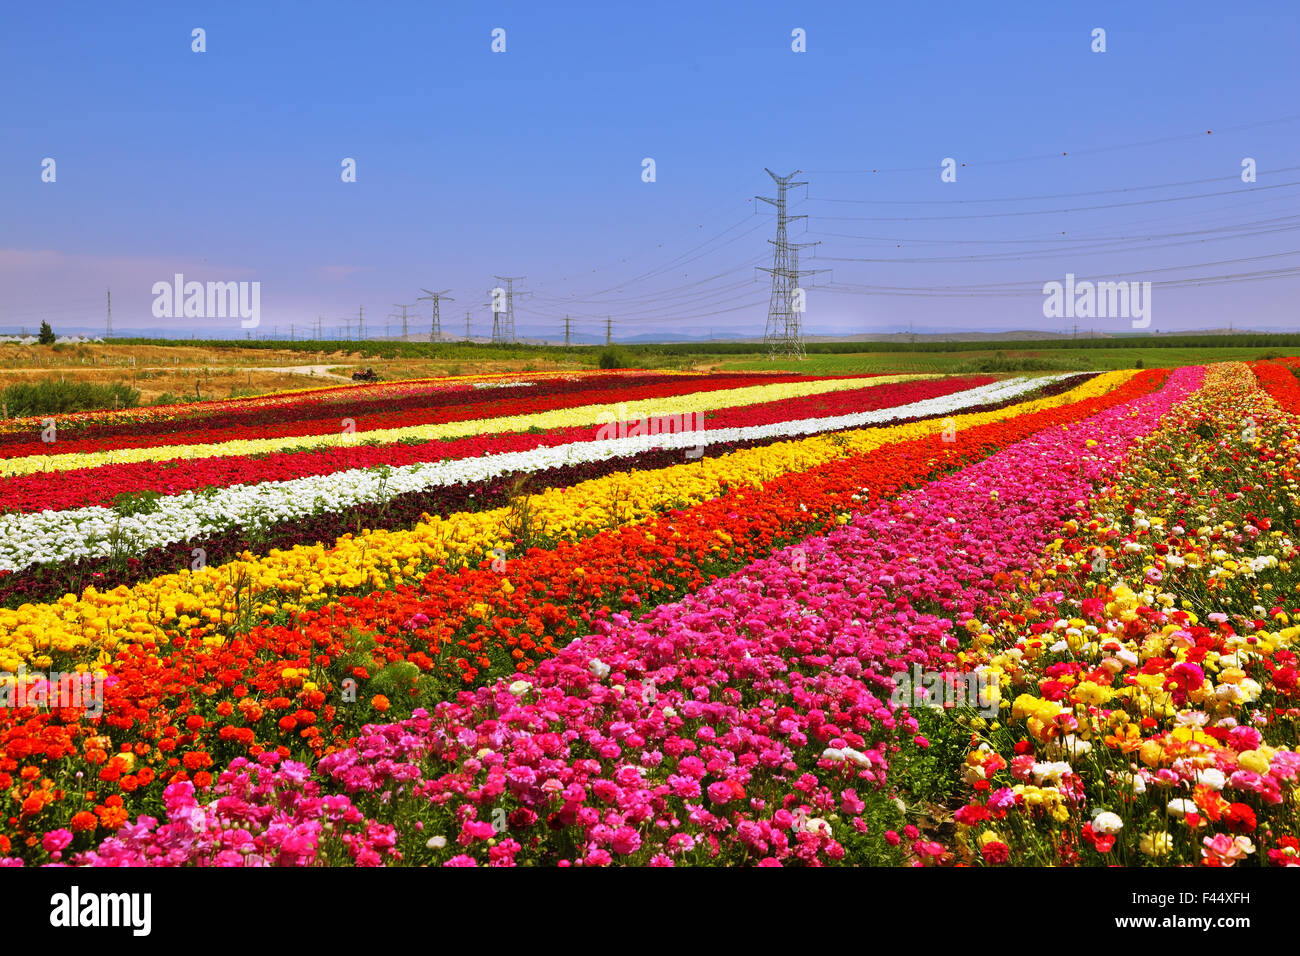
[49,367,1204,866]
[30,754,399,867]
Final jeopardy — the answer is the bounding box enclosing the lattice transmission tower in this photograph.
[490,275,527,344]
[389,303,415,340]
[417,289,454,343]
[757,168,809,359]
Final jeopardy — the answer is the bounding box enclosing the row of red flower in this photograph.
[1251,359,1300,412]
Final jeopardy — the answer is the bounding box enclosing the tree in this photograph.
[37,321,55,345]
[598,346,632,369]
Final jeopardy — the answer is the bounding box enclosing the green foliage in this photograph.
[37,321,56,345]
[895,708,977,808]
[111,490,164,517]
[0,379,140,417]
[368,661,421,698]
[154,393,198,406]
[952,355,1077,373]
[598,346,634,369]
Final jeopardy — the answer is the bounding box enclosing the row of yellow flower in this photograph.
[0,374,925,476]
[0,372,1134,671]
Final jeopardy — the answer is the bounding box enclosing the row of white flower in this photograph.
[0,375,1066,571]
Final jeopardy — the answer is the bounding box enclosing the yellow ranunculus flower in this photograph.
[1238,750,1271,774]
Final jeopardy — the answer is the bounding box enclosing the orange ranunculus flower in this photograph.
[371,695,390,713]
[181,750,213,771]
[95,803,128,829]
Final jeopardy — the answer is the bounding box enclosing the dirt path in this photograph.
[230,364,353,381]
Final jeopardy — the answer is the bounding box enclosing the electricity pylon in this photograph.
[790,239,828,352]
[416,289,454,343]
[757,168,808,359]
[390,303,415,340]
[491,275,527,344]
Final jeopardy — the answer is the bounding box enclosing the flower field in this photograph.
[2,362,1299,867]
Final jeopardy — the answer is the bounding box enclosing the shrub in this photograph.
[598,346,633,369]
[0,379,140,417]
[37,321,55,345]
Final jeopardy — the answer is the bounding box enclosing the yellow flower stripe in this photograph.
[0,371,1132,670]
[0,374,928,476]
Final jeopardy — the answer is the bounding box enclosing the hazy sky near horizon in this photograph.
[2,1,1298,340]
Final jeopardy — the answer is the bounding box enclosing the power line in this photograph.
[813,220,1300,265]
[806,165,1300,206]
[810,181,1300,223]
[820,249,1300,298]
[805,112,1300,175]
[812,212,1300,247]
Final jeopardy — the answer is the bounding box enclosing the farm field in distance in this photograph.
[6,336,1300,415]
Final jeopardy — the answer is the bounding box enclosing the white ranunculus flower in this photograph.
[1092,811,1124,834]
[1031,761,1073,785]
[1195,768,1226,791]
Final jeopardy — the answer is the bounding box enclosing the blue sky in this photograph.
[2,1,1298,340]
